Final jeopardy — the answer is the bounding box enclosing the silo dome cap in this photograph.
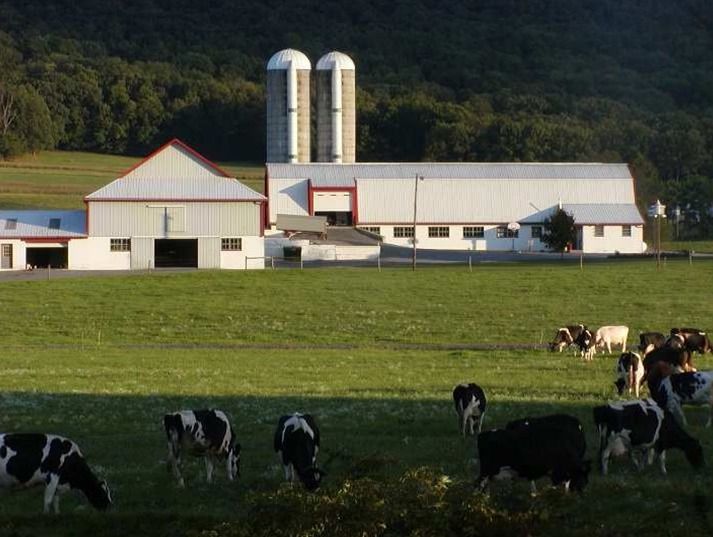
[267,49,312,70]
[316,51,355,70]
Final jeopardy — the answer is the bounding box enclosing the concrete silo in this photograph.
[266,49,311,163]
[315,51,356,163]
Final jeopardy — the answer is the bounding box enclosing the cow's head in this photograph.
[668,334,686,350]
[549,328,572,352]
[576,329,593,350]
[63,453,112,511]
[228,443,241,480]
[299,466,326,492]
[569,460,591,493]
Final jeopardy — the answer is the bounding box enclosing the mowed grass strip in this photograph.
[1,260,712,347]
[0,150,264,210]
[1,346,712,535]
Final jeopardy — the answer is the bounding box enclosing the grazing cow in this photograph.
[593,400,704,475]
[453,383,487,437]
[638,332,666,356]
[274,413,324,491]
[0,433,111,514]
[549,324,586,353]
[476,416,590,494]
[615,352,644,398]
[595,325,629,354]
[164,409,240,487]
[669,332,713,355]
[574,328,596,360]
[646,365,713,428]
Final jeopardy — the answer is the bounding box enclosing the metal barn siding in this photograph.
[269,178,309,223]
[88,202,261,237]
[130,237,154,269]
[122,144,227,180]
[198,237,221,268]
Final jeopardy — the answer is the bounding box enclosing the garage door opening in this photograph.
[154,239,198,268]
[26,246,68,269]
[315,211,353,226]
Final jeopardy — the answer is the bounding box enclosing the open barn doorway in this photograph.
[26,246,68,269]
[314,211,353,226]
[154,239,198,268]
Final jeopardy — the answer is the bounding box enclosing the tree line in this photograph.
[1,0,712,236]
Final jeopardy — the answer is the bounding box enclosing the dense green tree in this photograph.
[542,208,577,253]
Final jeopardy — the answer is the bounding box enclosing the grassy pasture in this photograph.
[0,151,264,209]
[1,261,713,536]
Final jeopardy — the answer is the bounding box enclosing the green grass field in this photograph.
[1,260,713,536]
[0,151,264,209]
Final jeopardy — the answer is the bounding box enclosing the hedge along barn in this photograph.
[0,139,266,271]
[265,162,646,253]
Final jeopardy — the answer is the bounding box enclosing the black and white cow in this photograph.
[642,345,694,381]
[273,413,324,491]
[647,368,713,428]
[163,409,240,487]
[638,332,666,356]
[0,433,111,514]
[593,399,704,475]
[549,324,586,353]
[476,416,590,494]
[615,352,644,398]
[453,383,487,437]
[574,328,595,360]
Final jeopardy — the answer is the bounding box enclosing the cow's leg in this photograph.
[530,481,537,496]
[622,340,626,353]
[204,455,214,483]
[658,450,667,475]
[477,411,485,434]
[606,341,612,354]
[43,474,59,514]
[630,449,643,471]
[476,475,489,493]
[167,441,185,487]
[52,492,60,515]
[600,441,612,475]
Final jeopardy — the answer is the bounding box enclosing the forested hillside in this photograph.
[1,0,712,235]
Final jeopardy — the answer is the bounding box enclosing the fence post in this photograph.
[580,253,583,271]
[377,253,381,272]
[689,251,693,266]
[469,255,472,272]
[47,264,50,280]
[300,258,303,270]
[271,256,275,270]
[245,257,248,270]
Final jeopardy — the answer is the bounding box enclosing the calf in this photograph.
[615,352,644,398]
[164,409,240,487]
[593,400,703,475]
[549,324,586,353]
[274,413,324,491]
[647,367,713,428]
[0,433,111,514]
[638,332,666,356]
[453,383,487,437]
[595,325,629,354]
[477,416,590,494]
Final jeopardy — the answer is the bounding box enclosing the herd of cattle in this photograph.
[1,325,711,513]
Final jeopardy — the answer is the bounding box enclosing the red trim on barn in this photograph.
[352,181,359,225]
[84,200,90,235]
[308,184,358,222]
[307,179,313,216]
[263,167,270,231]
[259,201,265,237]
[21,238,77,243]
[117,138,233,179]
[357,221,644,226]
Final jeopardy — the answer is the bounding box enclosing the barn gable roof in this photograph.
[86,139,265,202]
[0,210,87,238]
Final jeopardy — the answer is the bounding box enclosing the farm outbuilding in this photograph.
[265,162,646,253]
[1,139,266,271]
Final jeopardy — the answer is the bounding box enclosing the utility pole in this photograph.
[649,199,666,270]
[412,175,423,271]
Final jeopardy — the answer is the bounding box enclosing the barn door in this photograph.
[1,244,12,269]
[198,237,221,269]
[130,237,154,269]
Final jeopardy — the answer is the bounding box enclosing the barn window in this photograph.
[622,225,632,237]
[428,226,449,238]
[393,226,414,238]
[531,226,543,239]
[4,218,17,230]
[463,226,484,238]
[497,226,518,238]
[594,225,605,237]
[110,238,131,252]
[48,218,61,229]
[221,238,242,251]
[359,226,381,235]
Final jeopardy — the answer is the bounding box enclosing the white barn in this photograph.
[265,162,646,253]
[1,139,266,271]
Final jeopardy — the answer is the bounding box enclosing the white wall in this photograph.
[378,224,547,251]
[581,225,645,253]
[69,237,131,270]
[220,236,266,269]
[0,240,26,270]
